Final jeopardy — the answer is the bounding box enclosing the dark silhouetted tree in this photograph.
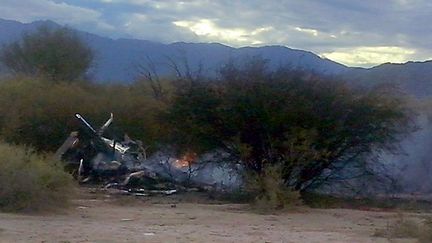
[165,59,416,191]
[0,25,93,82]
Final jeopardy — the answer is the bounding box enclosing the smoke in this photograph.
[139,151,243,191]
[319,113,432,197]
[130,115,432,195]
[382,114,432,193]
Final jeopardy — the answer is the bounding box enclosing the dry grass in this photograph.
[246,165,302,212]
[0,142,75,212]
[374,213,432,242]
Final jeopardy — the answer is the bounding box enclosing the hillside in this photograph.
[0,18,346,82]
[1,18,431,97]
[343,61,432,97]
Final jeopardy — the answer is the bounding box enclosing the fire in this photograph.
[174,152,197,168]
[174,159,190,168]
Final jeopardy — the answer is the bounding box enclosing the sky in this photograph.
[1,0,431,67]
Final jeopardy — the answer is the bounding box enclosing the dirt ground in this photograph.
[0,189,425,243]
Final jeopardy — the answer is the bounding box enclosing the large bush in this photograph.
[0,25,93,82]
[0,142,74,212]
[165,60,415,192]
[0,78,166,151]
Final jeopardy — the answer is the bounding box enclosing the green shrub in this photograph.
[165,60,415,192]
[0,142,74,212]
[0,78,166,152]
[246,165,302,210]
[0,24,93,82]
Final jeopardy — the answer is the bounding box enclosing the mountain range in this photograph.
[0,18,431,97]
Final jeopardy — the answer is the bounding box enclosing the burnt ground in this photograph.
[0,188,426,243]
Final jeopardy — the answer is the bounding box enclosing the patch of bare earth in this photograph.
[0,189,424,243]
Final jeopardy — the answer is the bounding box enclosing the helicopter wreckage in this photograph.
[55,113,242,196]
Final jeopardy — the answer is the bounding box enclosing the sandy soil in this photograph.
[0,189,424,243]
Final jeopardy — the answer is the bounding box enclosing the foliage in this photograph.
[246,164,302,210]
[165,59,415,191]
[0,78,166,152]
[0,142,74,212]
[0,25,93,82]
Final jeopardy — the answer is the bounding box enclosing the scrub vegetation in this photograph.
[0,142,74,212]
[0,24,417,210]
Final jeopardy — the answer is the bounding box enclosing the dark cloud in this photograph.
[1,0,431,66]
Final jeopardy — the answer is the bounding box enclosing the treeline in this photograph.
[0,77,166,151]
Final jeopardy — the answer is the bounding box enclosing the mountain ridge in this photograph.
[0,18,431,97]
[0,18,348,82]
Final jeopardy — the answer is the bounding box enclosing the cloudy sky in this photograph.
[1,0,431,67]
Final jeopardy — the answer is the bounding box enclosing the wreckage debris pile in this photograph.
[56,113,242,195]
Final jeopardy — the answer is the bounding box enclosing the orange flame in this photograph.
[174,152,197,168]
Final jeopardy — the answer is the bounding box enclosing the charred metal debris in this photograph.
[55,113,241,196]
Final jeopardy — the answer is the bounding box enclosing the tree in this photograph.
[0,25,93,82]
[165,59,416,192]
